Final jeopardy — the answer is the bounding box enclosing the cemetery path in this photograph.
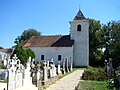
[46,70,84,90]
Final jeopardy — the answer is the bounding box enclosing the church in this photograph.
[23,10,89,67]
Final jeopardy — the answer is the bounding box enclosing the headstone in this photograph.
[70,57,73,71]
[36,64,41,87]
[52,64,57,77]
[23,57,32,87]
[62,58,66,74]
[7,54,23,90]
[43,61,47,81]
[66,57,69,73]
[105,58,114,77]
[49,59,57,77]
[57,61,62,74]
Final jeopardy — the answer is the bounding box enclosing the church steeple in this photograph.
[73,9,86,20]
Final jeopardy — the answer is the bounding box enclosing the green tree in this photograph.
[12,44,27,65]
[12,44,36,65]
[14,28,41,44]
[26,48,35,59]
[109,21,120,67]
[88,18,104,66]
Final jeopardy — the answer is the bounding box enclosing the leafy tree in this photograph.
[108,21,120,67]
[12,44,27,65]
[26,48,35,59]
[88,18,104,66]
[14,28,41,44]
[12,44,35,65]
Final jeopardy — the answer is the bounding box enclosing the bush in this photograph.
[82,66,108,80]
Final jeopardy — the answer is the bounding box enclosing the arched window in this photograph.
[77,24,81,31]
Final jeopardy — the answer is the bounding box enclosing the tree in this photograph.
[26,48,35,59]
[12,44,27,65]
[11,44,35,65]
[14,28,41,44]
[108,21,120,67]
[88,18,104,66]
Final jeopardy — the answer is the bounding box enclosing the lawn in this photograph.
[76,80,108,90]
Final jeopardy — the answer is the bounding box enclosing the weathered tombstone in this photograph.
[65,57,69,73]
[36,63,41,88]
[49,59,53,78]
[105,58,114,77]
[43,60,47,81]
[23,57,32,87]
[70,57,73,71]
[57,61,62,75]
[62,58,66,74]
[49,59,57,77]
[52,64,57,77]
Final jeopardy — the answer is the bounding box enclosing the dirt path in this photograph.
[46,70,84,90]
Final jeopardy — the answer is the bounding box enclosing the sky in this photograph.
[0,0,120,48]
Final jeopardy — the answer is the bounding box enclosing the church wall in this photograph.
[70,20,89,67]
[30,47,73,65]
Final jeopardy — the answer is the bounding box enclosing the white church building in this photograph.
[23,10,89,67]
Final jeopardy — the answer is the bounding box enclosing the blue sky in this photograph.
[0,0,120,48]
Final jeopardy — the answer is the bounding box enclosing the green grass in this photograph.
[0,80,7,83]
[76,80,108,90]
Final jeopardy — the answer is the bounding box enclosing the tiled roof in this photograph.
[0,49,12,54]
[23,35,74,47]
[74,9,86,20]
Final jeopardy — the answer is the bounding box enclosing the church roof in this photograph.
[23,35,74,48]
[74,9,86,20]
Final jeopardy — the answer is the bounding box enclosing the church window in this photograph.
[77,24,81,31]
[58,55,62,61]
[41,55,44,60]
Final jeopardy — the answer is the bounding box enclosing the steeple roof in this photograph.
[74,9,86,20]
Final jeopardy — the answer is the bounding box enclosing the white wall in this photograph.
[30,47,73,65]
[70,20,89,67]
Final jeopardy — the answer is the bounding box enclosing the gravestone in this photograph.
[62,58,66,74]
[105,58,114,77]
[43,60,47,81]
[57,61,62,74]
[49,59,57,77]
[36,63,41,87]
[7,54,24,90]
[23,57,32,87]
[65,57,69,73]
[70,57,73,71]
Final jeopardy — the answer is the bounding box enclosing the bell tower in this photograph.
[69,9,89,67]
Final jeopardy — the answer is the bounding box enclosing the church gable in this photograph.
[23,35,74,48]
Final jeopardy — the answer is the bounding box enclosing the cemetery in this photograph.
[0,53,120,90]
[0,54,74,90]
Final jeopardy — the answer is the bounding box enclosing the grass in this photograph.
[76,80,108,90]
[0,80,7,83]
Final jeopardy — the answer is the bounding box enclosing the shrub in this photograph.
[82,66,108,80]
